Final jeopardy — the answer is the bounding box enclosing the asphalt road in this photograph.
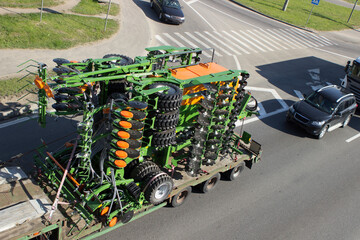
[1,0,360,239]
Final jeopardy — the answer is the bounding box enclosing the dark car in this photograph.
[150,0,185,24]
[286,85,357,139]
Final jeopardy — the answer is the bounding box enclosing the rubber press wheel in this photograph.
[171,186,192,207]
[103,54,133,66]
[224,162,245,181]
[143,171,173,205]
[199,173,221,193]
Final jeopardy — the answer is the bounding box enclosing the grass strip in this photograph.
[0,0,62,8]
[72,0,120,16]
[0,75,37,98]
[0,13,118,49]
[234,0,360,31]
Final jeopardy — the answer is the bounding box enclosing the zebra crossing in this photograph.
[155,28,336,57]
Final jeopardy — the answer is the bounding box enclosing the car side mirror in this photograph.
[344,61,350,73]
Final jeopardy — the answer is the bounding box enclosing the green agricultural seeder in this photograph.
[6,46,262,239]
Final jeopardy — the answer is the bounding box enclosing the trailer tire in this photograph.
[171,186,192,207]
[130,161,160,182]
[199,172,221,193]
[144,171,173,205]
[103,54,134,66]
[224,162,245,181]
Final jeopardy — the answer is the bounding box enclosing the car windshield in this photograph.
[164,0,181,9]
[305,91,336,114]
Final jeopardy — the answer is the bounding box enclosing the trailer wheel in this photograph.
[103,54,133,66]
[171,186,192,207]
[130,160,160,182]
[144,171,173,205]
[224,162,245,181]
[200,173,221,193]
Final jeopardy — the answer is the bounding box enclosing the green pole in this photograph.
[347,0,358,23]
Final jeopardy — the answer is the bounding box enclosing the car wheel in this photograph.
[316,125,328,139]
[341,114,352,128]
[159,12,163,21]
[150,0,154,8]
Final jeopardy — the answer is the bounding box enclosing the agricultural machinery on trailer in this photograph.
[0,46,262,239]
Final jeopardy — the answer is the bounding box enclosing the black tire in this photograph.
[154,110,180,130]
[171,186,192,207]
[149,83,183,111]
[341,114,352,127]
[152,128,176,147]
[103,54,134,66]
[246,96,258,111]
[130,160,160,182]
[120,210,134,224]
[199,172,221,193]
[316,125,328,139]
[224,162,245,181]
[143,171,173,205]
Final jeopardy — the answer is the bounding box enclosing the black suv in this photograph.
[286,85,357,139]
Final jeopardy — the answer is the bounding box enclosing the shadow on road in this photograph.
[133,0,162,23]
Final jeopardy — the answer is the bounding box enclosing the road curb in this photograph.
[229,0,314,33]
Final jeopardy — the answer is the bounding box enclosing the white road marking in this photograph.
[248,29,282,50]
[233,55,241,70]
[346,133,360,143]
[257,102,267,115]
[311,47,354,59]
[198,1,261,29]
[285,29,323,47]
[222,31,253,54]
[246,86,289,109]
[231,30,266,52]
[185,32,222,57]
[163,33,183,47]
[174,32,211,57]
[257,29,288,50]
[195,31,232,56]
[184,1,216,31]
[293,29,333,46]
[294,90,304,100]
[265,29,297,49]
[212,31,242,55]
[245,30,275,51]
[0,115,37,129]
[328,123,342,132]
[277,29,307,48]
[186,0,200,4]
[155,35,170,46]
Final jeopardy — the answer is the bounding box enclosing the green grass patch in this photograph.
[0,75,37,98]
[72,0,120,16]
[0,0,62,8]
[0,13,118,49]
[234,0,360,31]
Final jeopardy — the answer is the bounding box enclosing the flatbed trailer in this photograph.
[0,46,262,239]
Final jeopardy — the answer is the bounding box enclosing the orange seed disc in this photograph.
[114,160,127,168]
[100,206,109,216]
[109,217,117,227]
[116,140,129,149]
[120,110,133,118]
[117,131,130,139]
[115,150,128,159]
[119,121,132,129]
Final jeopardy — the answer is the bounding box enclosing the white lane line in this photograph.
[277,29,307,48]
[246,86,289,109]
[285,29,323,47]
[346,133,360,143]
[231,30,266,52]
[212,31,242,55]
[195,31,232,56]
[290,29,329,46]
[249,29,282,50]
[187,0,199,4]
[163,33,183,47]
[312,47,354,59]
[233,55,241,69]
[174,32,211,57]
[198,1,261,29]
[185,32,222,57]
[265,29,297,49]
[184,1,216,31]
[294,90,304,100]
[222,31,254,54]
[257,29,288,50]
[155,35,170,46]
[257,102,267,115]
[237,107,288,126]
[0,115,37,129]
[245,30,275,51]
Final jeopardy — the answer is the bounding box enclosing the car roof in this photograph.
[317,85,353,103]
